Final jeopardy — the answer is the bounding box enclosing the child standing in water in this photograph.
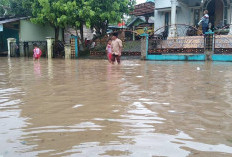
[106,39,112,63]
[33,43,42,61]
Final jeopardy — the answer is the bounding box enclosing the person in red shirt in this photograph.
[33,43,42,61]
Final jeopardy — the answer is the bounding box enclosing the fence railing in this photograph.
[53,41,65,58]
[10,41,47,57]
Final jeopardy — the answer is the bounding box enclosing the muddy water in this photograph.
[0,58,232,157]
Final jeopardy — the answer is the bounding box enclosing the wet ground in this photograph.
[0,58,232,157]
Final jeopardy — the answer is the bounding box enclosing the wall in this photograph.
[176,3,191,25]
[154,10,166,31]
[19,20,62,41]
[154,0,192,31]
[188,0,202,7]
[155,0,172,9]
[0,27,19,52]
[64,25,93,44]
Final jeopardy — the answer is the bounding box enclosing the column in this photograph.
[169,0,177,37]
[140,33,149,60]
[65,44,71,59]
[133,26,135,41]
[141,37,147,60]
[7,38,16,57]
[229,3,232,34]
[46,37,54,59]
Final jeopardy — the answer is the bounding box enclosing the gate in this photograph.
[10,41,47,57]
[53,41,65,58]
[149,24,204,55]
[90,30,141,57]
[10,42,20,57]
[214,35,232,54]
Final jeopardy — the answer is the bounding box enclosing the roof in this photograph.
[131,2,155,16]
[127,16,154,27]
[0,17,29,25]
[108,25,127,29]
[127,17,146,27]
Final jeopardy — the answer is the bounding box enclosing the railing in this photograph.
[53,41,65,58]
[12,41,47,57]
[148,24,204,54]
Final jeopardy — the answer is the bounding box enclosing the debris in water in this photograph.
[20,141,27,145]
[72,104,83,109]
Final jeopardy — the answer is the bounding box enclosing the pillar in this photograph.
[133,26,135,41]
[204,32,215,61]
[229,3,232,34]
[7,38,16,57]
[46,37,54,59]
[65,44,71,59]
[169,0,177,37]
[140,33,149,60]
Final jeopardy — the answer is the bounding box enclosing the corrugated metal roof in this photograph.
[0,17,29,25]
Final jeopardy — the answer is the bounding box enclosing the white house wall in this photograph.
[154,10,166,31]
[155,0,172,9]
[154,0,191,31]
[176,3,191,25]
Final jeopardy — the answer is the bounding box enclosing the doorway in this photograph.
[206,0,224,29]
[164,12,170,39]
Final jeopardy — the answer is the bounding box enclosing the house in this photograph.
[154,0,232,36]
[0,17,62,56]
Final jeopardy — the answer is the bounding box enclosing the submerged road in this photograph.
[0,58,232,157]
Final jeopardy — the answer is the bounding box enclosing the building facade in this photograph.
[154,0,232,35]
[0,17,62,54]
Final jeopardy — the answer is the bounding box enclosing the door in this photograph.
[164,12,170,39]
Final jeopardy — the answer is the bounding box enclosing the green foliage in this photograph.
[0,0,9,16]
[0,0,32,17]
[31,0,67,28]
[88,0,136,35]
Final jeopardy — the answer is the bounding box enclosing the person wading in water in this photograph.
[198,10,209,35]
[111,33,123,65]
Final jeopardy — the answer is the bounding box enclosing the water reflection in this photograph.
[34,61,41,77]
[0,58,232,156]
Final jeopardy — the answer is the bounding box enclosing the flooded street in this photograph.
[0,58,232,157]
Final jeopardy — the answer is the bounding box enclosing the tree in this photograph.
[0,0,10,16]
[0,0,32,17]
[88,0,136,36]
[64,0,94,44]
[10,0,32,17]
[30,0,71,43]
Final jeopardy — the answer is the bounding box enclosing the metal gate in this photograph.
[148,24,204,55]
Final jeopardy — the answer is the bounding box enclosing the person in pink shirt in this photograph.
[106,39,112,63]
[33,43,42,61]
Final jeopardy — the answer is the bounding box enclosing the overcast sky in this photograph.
[136,0,146,4]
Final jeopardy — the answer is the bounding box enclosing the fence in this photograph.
[148,24,205,55]
[9,41,47,57]
[53,41,65,58]
[90,30,141,56]
[214,35,232,54]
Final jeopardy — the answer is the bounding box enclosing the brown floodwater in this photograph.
[0,57,232,157]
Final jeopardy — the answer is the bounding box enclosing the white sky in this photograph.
[136,0,146,4]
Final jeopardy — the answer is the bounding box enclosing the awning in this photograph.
[0,17,29,25]
[155,6,180,12]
